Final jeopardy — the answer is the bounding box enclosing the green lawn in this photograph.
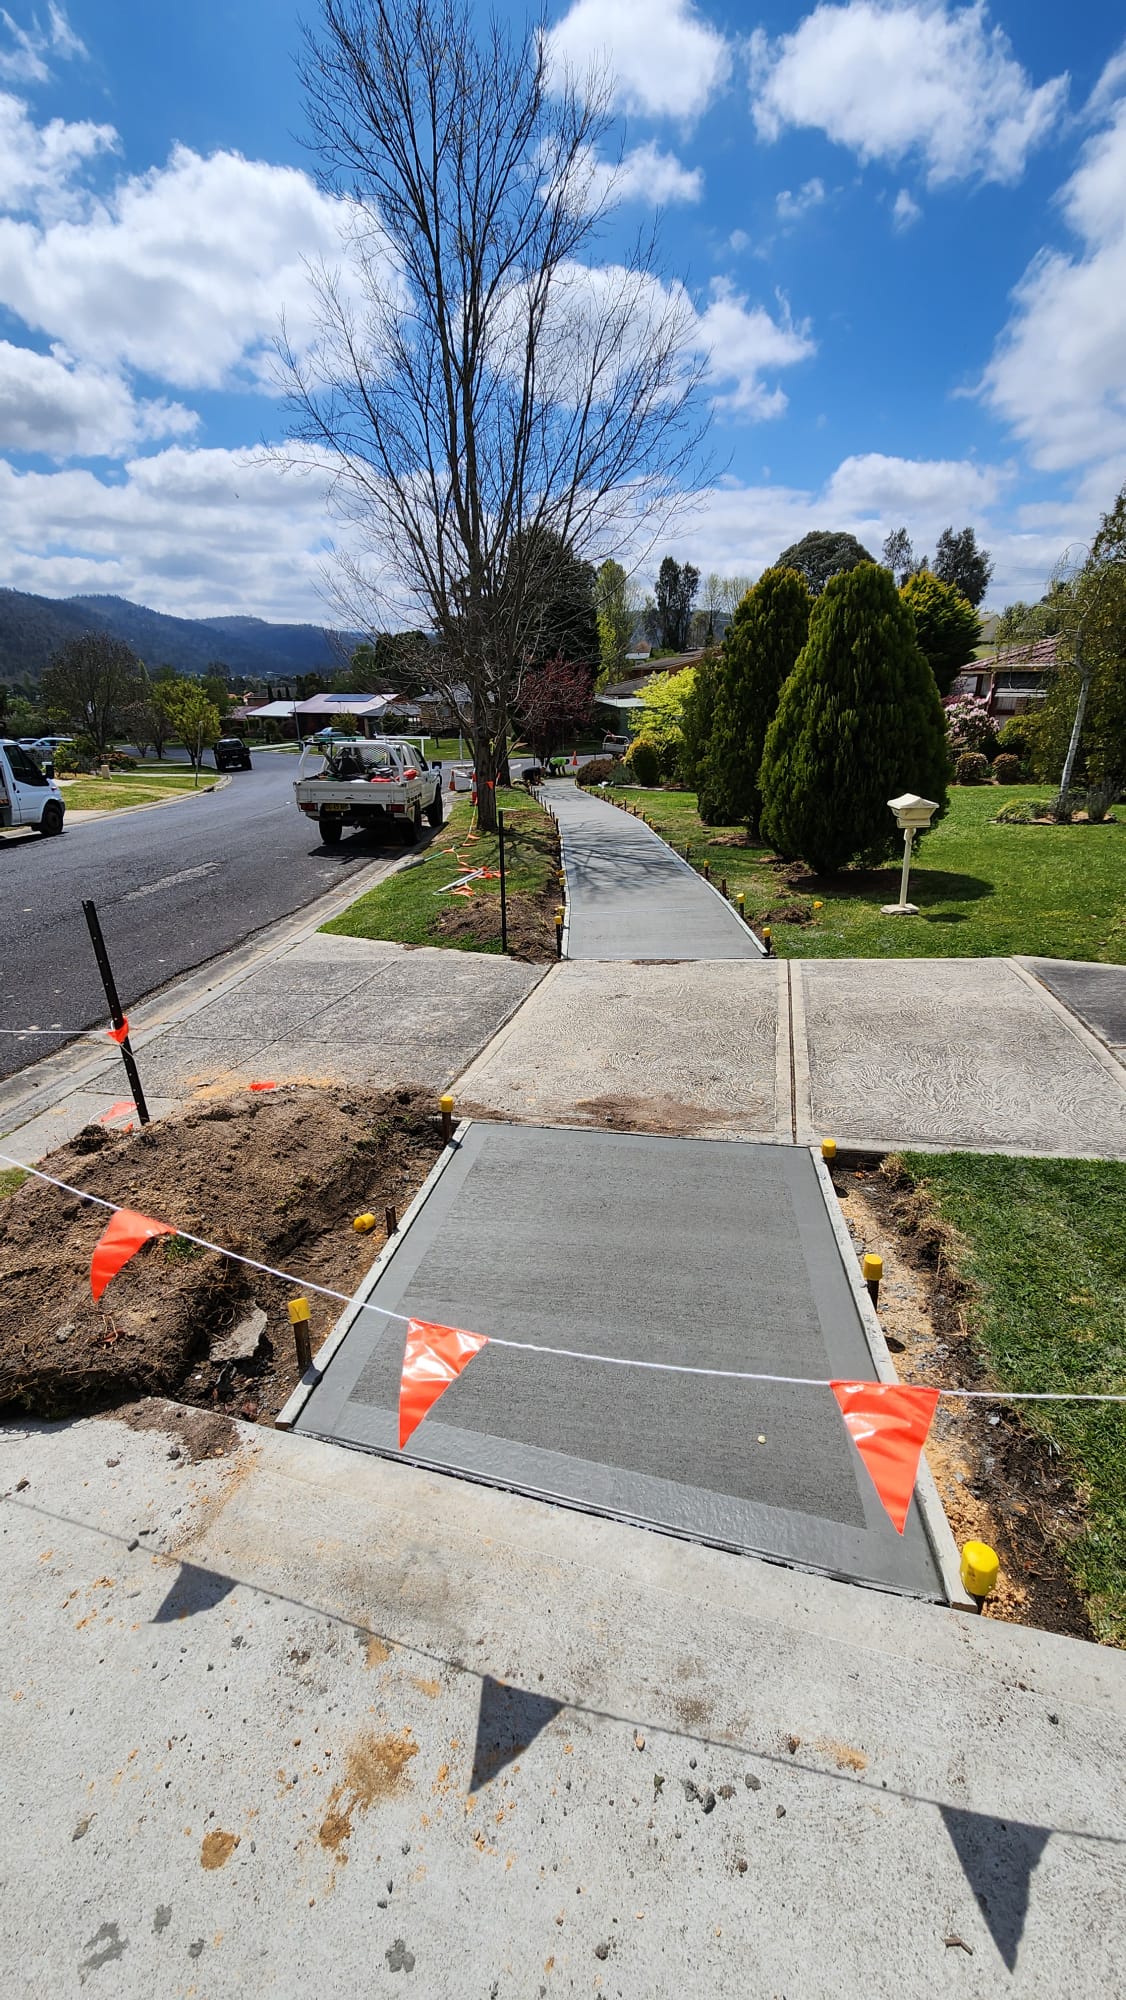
[899,1152,1126,1644]
[60,767,207,812]
[607,784,1126,962]
[321,787,560,956]
[0,1167,27,1202]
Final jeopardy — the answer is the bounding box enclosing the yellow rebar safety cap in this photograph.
[960,1541,999,1599]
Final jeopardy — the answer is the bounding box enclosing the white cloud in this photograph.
[776,176,825,222]
[823,449,1004,518]
[0,90,116,220]
[0,139,357,392]
[0,1,85,83]
[750,3,1067,187]
[560,137,703,211]
[695,279,815,418]
[983,86,1126,472]
[727,228,750,253]
[614,140,702,204]
[660,455,1057,605]
[0,445,345,619]
[892,186,921,229]
[0,339,197,456]
[547,0,731,119]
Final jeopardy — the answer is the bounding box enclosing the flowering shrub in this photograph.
[945,693,998,756]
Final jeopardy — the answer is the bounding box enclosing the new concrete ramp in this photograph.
[294,1124,946,1599]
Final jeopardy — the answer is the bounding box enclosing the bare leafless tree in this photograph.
[283,0,706,827]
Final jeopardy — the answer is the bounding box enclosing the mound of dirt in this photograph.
[435,889,555,961]
[0,1084,445,1426]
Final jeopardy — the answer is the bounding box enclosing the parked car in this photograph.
[0,737,66,834]
[214,736,253,771]
[601,732,631,756]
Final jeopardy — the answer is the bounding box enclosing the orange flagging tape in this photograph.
[107,1018,130,1044]
[399,1317,488,1448]
[91,1208,176,1301]
[98,1100,136,1127]
[831,1381,940,1534]
[248,1081,277,1091]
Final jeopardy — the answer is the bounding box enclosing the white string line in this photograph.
[3,1147,1126,1406]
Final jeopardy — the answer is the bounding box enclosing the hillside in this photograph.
[0,588,363,685]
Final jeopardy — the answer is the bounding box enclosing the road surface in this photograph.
[0,752,412,1082]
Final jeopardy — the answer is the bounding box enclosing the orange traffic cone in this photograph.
[448,770,456,792]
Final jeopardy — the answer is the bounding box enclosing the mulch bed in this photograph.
[0,1085,445,1429]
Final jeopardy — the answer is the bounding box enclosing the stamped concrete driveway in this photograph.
[456,957,1126,1158]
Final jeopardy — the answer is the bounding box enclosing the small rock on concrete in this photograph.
[594,1942,610,1961]
[745,1773,761,1791]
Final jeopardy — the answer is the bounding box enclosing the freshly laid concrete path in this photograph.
[3,1411,1123,1997]
[293,1124,949,1597]
[546,780,763,960]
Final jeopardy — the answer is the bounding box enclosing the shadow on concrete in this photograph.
[940,1805,1051,1970]
[470,1673,564,1789]
[151,1560,239,1622]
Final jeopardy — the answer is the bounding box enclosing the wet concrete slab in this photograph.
[295,1123,946,1598]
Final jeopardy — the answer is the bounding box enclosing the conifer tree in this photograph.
[759,563,949,874]
[698,567,809,827]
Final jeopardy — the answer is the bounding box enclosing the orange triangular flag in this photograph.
[107,1017,130,1044]
[831,1381,940,1534]
[91,1207,176,1300]
[399,1317,488,1448]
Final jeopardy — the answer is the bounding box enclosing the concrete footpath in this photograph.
[458,956,1126,1157]
[2,1412,1123,1997]
[547,780,763,960]
[6,942,1126,1164]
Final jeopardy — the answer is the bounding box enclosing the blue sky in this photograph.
[0,0,1123,621]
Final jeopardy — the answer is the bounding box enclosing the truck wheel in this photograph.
[319,812,343,846]
[425,789,444,827]
[39,802,64,836]
[405,801,424,844]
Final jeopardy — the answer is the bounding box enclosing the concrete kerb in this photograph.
[61,771,233,824]
[0,839,421,1148]
[811,1147,972,1611]
[531,785,570,957]
[275,1117,472,1431]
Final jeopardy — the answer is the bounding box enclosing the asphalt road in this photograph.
[0,751,411,1082]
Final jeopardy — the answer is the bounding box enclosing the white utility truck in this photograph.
[0,737,66,835]
[293,736,444,846]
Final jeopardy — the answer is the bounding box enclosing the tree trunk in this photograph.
[1055,652,1092,821]
[473,691,499,832]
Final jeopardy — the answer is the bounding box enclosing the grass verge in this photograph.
[0,1167,27,1202]
[320,787,561,959]
[896,1151,1126,1644]
[60,768,207,812]
[606,783,1126,961]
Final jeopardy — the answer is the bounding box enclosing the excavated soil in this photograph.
[833,1156,1094,1643]
[434,888,556,961]
[0,1085,445,1428]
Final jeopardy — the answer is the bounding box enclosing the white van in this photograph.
[0,738,66,835]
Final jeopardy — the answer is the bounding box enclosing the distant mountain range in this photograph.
[0,588,364,686]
